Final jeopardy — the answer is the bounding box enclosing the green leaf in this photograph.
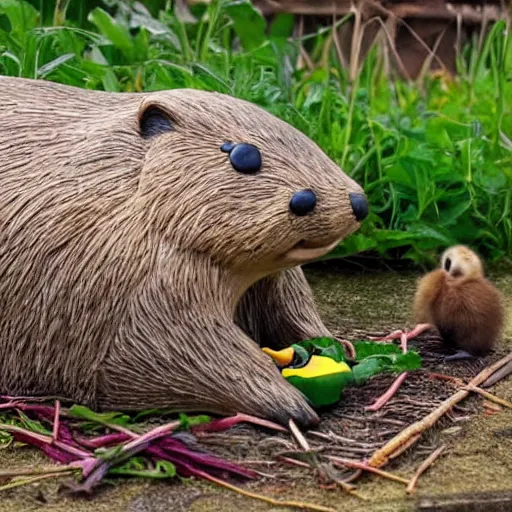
[296,337,347,363]
[352,358,382,386]
[37,53,75,78]
[16,411,52,436]
[109,459,177,479]
[88,7,135,61]
[178,413,211,430]
[268,13,295,40]
[68,405,131,427]
[224,0,267,52]
[0,0,39,38]
[352,341,402,360]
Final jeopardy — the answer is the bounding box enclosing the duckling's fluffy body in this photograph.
[413,245,505,356]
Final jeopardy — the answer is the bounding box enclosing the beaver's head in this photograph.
[136,89,368,276]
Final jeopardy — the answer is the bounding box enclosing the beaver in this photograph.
[0,76,368,428]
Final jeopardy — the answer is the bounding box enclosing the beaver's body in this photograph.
[0,77,367,427]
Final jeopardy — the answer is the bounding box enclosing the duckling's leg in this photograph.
[235,267,355,358]
[444,350,475,362]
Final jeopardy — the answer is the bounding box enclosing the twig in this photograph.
[202,472,337,512]
[481,360,512,388]
[289,419,310,451]
[428,373,464,386]
[0,471,76,492]
[406,445,446,495]
[0,465,79,478]
[388,434,421,461]
[463,385,512,409]
[429,372,512,409]
[368,353,512,468]
[328,456,409,485]
[317,463,363,498]
[277,456,311,469]
[52,400,60,441]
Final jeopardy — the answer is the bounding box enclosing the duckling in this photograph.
[413,245,505,361]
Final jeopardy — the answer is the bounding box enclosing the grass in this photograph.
[0,0,511,267]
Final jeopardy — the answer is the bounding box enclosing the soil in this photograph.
[0,263,511,512]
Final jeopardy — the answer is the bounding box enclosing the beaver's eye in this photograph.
[444,257,451,272]
[220,142,262,174]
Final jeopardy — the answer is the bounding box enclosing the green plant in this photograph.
[1,0,510,266]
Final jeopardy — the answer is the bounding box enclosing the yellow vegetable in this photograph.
[282,355,351,379]
[261,346,294,366]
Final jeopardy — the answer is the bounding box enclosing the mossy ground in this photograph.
[1,264,511,512]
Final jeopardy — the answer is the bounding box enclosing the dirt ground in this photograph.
[1,263,511,512]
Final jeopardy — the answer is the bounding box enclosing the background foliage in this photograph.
[1,0,511,266]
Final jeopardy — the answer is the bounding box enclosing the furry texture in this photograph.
[0,77,365,427]
[413,245,505,356]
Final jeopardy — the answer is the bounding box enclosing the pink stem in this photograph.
[365,372,408,411]
[365,332,410,412]
[1,424,92,459]
[336,338,356,359]
[369,323,432,342]
[192,413,287,435]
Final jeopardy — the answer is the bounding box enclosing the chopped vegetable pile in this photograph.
[0,400,258,494]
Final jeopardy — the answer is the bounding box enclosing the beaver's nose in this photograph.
[289,190,317,217]
[349,192,369,221]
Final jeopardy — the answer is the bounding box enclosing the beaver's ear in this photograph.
[138,104,174,139]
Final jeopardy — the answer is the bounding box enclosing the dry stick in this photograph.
[368,353,512,468]
[288,421,359,498]
[429,372,512,409]
[277,456,311,469]
[481,360,512,388]
[289,419,310,451]
[317,463,362,498]
[0,471,76,492]
[406,445,446,495]
[0,465,79,478]
[204,473,337,512]
[328,456,409,485]
[463,385,512,410]
[52,400,60,442]
[387,434,421,461]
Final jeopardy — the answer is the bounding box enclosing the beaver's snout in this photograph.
[289,189,317,216]
[289,189,368,222]
[349,192,369,221]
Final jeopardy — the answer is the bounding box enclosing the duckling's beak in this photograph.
[262,346,295,366]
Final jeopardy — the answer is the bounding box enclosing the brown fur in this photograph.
[413,245,505,356]
[0,77,365,427]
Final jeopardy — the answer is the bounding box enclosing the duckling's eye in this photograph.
[220,142,262,174]
[444,258,451,271]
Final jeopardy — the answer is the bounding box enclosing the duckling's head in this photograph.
[440,245,484,280]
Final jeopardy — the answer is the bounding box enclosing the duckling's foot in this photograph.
[444,350,475,362]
